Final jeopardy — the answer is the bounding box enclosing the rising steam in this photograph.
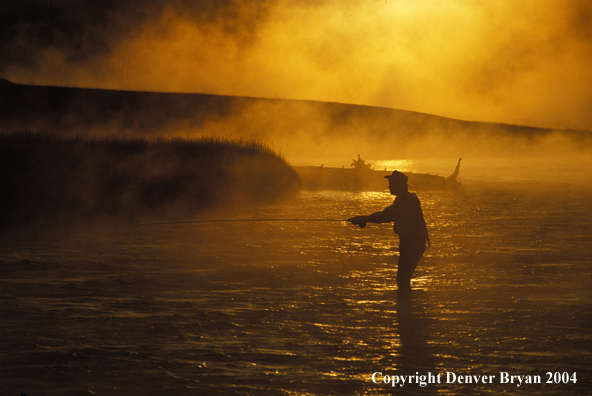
[2,0,592,131]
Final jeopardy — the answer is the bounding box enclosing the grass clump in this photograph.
[0,132,301,229]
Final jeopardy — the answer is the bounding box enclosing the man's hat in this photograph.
[384,170,408,185]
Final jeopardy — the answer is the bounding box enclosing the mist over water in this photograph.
[1,178,591,395]
[3,79,591,187]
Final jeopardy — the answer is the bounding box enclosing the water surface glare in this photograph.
[1,182,591,395]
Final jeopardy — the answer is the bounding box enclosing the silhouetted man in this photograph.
[348,171,430,291]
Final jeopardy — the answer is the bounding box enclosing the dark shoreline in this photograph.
[0,132,301,229]
[2,79,590,160]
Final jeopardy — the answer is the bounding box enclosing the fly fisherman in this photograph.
[348,171,430,291]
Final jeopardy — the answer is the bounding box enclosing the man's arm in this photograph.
[348,206,395,228]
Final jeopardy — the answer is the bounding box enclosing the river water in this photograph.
[1,165,591,395]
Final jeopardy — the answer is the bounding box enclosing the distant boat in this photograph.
[293,156,462,191]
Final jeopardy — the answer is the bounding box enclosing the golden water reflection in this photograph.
[371,159,417,172]
[2,184,591,394]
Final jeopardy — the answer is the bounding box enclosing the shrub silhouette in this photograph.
[0,133,301,228]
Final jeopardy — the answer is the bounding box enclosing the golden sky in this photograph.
[3,0,592,130]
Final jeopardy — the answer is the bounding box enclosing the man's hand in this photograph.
[348,216,367,228]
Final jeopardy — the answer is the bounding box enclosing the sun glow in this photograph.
[4,1,592,130]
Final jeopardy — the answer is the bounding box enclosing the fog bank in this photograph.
[2,80,591,185]
[2,0,592,130]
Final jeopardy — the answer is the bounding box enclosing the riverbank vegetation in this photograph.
[0,132,301,229]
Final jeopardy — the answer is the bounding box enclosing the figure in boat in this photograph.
[351,154,373,171]
[351,154,374,190]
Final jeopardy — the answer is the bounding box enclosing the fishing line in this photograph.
[139,218,347,226]
[124,218,348,236]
